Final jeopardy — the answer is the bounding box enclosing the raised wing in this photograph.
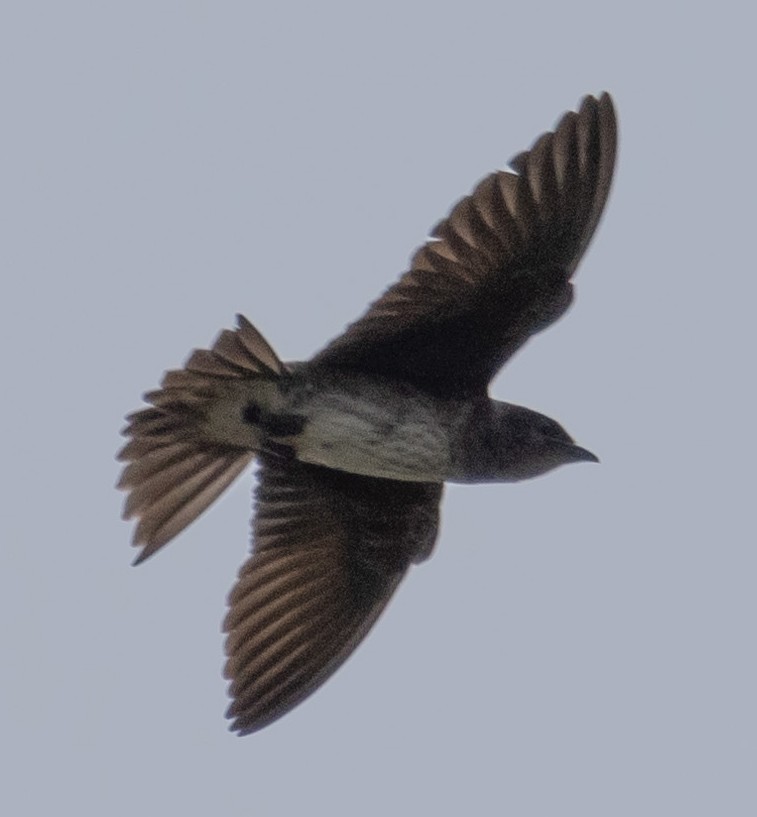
[224,457,442,734]
[312,93,617,398]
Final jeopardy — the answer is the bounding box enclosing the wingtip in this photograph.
[131,548,150,566]
[597,91,618,136]
[229,721,256,737]
[597,90,615,107]
[130,528,155,565]
[579,91,617,133]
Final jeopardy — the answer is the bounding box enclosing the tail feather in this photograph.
[207,316,282,376]
[118,315,284,563]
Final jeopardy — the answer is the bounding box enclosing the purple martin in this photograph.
[118,93,617,734]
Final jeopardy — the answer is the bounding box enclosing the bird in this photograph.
[118,92,617,735]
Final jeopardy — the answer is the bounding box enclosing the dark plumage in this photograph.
[118,93,617,734]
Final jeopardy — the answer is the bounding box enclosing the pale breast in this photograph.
[282,375,453,482]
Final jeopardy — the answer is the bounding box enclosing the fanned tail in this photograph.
[117,315,285,563]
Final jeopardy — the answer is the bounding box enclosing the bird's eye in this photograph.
[539,418,568,440]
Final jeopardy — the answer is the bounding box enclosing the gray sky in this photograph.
[2,2,755,815]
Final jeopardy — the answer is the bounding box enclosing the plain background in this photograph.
[2,2,755,815]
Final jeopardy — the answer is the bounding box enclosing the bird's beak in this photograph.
[566,444,599,464]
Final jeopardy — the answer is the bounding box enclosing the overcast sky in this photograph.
[2,2,755,815]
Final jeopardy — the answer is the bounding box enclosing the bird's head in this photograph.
[492,403,598,481]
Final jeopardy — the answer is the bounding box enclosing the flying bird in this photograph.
[118,92,617,734]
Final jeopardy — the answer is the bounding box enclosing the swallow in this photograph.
[118,92,617,734]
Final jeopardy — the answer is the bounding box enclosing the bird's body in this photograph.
[198,365,597,484]
[119,92,617,734]
[199,366,454,482]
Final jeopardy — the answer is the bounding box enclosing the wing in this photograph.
[224,457,442,735]
[312,93,617,398]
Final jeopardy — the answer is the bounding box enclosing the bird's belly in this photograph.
[287,392,451,482]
